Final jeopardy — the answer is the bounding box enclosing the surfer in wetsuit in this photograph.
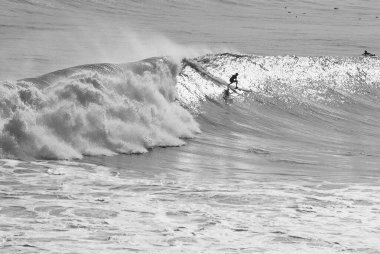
[229,73,239,89]
[363,50,376,57]
[224,73,239,98]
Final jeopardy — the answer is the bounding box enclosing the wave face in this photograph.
[0,58,200,159]
[178,53,380,106]
[177,53,380,169]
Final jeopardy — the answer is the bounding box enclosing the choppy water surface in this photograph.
[1,0,380,253]
[1,154,380,253]
[1,0,380,79]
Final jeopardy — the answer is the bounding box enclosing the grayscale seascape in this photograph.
[1,1,380,253]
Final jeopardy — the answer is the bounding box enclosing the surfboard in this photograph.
[229,86,240,94]
[235,87,253,92]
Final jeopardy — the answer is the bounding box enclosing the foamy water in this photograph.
[1,1,380,253]
[1,146,380,253]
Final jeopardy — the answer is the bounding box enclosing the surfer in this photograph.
[229,73,239,89]
[362,50,376,57]
[224,73,238,98]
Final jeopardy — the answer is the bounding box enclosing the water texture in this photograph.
[1,1,380,253]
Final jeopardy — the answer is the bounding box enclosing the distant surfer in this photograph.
[229,73,239,89]
[362,50,376,57]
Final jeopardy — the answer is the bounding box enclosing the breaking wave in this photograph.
[0,57,200,159]
[1,53,380,160]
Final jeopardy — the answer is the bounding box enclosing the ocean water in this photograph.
[1,1,380,253]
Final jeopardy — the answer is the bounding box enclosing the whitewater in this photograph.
[1,1,380,253]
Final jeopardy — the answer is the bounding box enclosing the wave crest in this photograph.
[0,57,200,159]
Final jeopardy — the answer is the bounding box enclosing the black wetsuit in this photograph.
[363,50,376,57]
[229,74,238,88]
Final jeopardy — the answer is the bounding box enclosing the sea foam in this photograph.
[0,57,200,159]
